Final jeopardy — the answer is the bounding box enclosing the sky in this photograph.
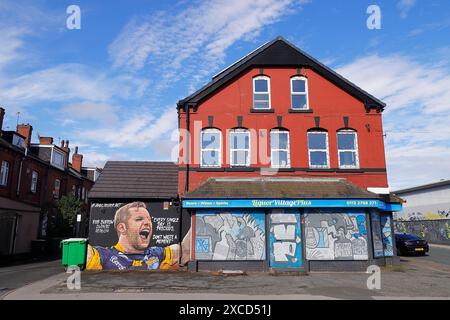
[0,0,449,190]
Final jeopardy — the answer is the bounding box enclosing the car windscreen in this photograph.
[396,234,421,241]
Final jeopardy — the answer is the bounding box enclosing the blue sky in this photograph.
[1,0,449,190]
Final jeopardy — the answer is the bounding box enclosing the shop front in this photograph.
[182,177,402,272]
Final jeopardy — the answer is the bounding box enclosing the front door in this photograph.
[269,210,302,268]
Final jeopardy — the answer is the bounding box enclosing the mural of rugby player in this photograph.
[86,201,191,270]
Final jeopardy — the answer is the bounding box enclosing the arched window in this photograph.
[291,76,309,110]
[270,129,290,168]
[229,129,250,167]
[253,76,271,109]
[337,130,359,168]
[307,130,329,168]
[200,128,222,167]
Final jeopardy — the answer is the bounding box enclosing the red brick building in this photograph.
[0,107,101,257]
[177,37,402,272]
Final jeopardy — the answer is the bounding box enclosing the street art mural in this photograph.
[380,215,394,256]
[304,211,368,260]
[269,210,302,268]
[195,210,265,260]
[370,210,384,258]
[395,219,450,245]
[87,201,191,270]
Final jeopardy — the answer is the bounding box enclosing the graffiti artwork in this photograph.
[195,210,265,260]
[394,219,450,245]
[380,215,393,256]
[87,201,190,270]
[370,210,384,258]
[269,210,302,268]
[304,211,368,260]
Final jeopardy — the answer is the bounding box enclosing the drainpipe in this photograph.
[16,148,27,196]
[185,104,190,193]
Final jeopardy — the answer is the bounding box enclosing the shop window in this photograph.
[270,129,290,168]
[253,76,271,110]
[308,131,329,168]
[201,128,221,167]
[229,129,250,167]
[337,130,359,168]
[291,76,309,110]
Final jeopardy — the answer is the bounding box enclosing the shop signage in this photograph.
[182,199,402,211]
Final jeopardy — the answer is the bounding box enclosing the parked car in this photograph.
[395,233,429,256]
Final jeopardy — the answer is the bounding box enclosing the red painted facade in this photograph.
[178,66,388,194]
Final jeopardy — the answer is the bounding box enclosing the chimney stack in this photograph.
[0,107,5,134]
[39,136,54,145]
[72,146,83,173]
[17,124,33,147]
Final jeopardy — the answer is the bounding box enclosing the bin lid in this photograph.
[61,238,87,243]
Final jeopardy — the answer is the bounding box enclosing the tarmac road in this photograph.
[0,259,63,299]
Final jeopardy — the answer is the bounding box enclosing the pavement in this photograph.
[1,244,450,300]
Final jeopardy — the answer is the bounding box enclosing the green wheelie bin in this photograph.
[61,238,88,270]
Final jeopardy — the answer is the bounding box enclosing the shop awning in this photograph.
[182,177,403,211]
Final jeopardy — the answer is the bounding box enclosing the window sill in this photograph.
[306,168,335,172]
[226,167,258,172]
[289,109,313,113]
[196,167,225,172]
[266,167,295,172]
[250,109,275,113]
[337,168,363,173]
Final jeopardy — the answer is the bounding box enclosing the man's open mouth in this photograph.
[139,229,150,240]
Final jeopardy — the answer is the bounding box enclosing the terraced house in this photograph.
[177,37,403,272]
[0,107,101,257]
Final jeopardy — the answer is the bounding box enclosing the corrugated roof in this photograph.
[393,179,450,195]
[88,161,178,200]
[184,177,380,199]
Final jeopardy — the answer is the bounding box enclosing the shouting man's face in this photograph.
[119,207,152,253]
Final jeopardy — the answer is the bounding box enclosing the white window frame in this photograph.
[31,171,38,193]
[307,131,330,169]
[337,130,360,169]
[291,76,309,110]
[51,148,66,169]
[0,161,10,186]
[200,128,222,168]
[253,76,271,110]
[270,130,291,168]
[53,179,61,199]
[229,129,251,167]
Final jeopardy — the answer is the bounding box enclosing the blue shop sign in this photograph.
[182,199,402,211]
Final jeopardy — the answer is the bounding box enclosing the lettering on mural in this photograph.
[195,212,265,260]
[305,213,368,260]
[92,219,114,234]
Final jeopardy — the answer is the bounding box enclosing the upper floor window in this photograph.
[270,129,290,168]
[337,130,359,168]
[201,128,221,167]
[72,185,76,197]
[31,171,38,193]
[308,131,329,168]
[253,76,271,110]
[229,129,250,167]
[52,149,66,169]
[0,161,10,186]
[291,76,309,110]
[53,179,61,199]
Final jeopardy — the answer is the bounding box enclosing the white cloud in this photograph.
[109,0,308,90]
[79,150,111,168]
[61,102,120,125]
[0,64,150,105]
[336,53,450,190]
[81,107,178,149]
[397,0,416,18]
